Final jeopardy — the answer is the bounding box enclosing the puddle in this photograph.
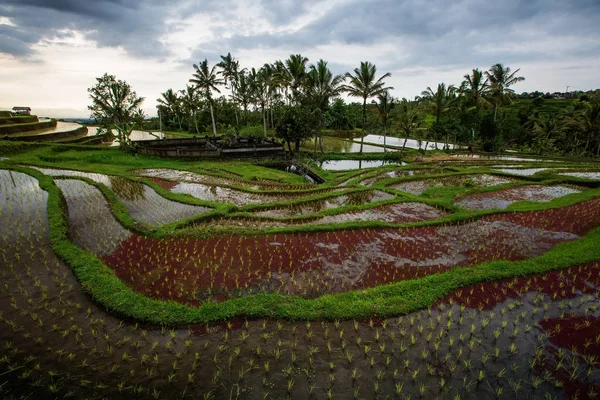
[31,167,209,226]
[317,159,406,171]
[456,185,582,210]
[452,154,563,162]
[303,136,388,153]
[360,168,449,186]
[354,134,456,150]
[136,168,315,190]
[558,171,600,180]
[194,202,447,229]
[493,167,553,176]
[55,179,131,256]
[390,174,512,195]
[318,202,447,224]
[171,182,294,205]
[0,170,49,245]
[252,191,395,218]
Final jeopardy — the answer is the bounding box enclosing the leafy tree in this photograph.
[341,61,393,153]
[485,63,525,121]
[88,73,145,151]
[190,59,224,137]
[275,106,316,153]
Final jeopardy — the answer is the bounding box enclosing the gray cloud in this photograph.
[2,0,599,83]
[0,0,169,58]
[187,0,600,75]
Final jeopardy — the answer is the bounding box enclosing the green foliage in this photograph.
[88,73,145,151]
[275,106,317,153]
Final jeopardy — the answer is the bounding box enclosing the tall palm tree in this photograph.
[420,83,457,148]
[156,88,183,131]
[190,59,224,137]
[420,83,456,125]
[275,54,309,103]
[459,68,490,110]
[305,59,344,152]
[341,61,393,153]
[393,98,424,153]
[179,85,201,134]
[233,70,252,124]
[485,63,525,121]
[375,91,395,152]
[217,53,243,128]
[564,100,600,156]
[248,67,270,137]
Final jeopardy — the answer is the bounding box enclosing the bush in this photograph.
[239,125,265,138]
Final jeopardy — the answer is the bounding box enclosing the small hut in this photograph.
[12,107,31,115]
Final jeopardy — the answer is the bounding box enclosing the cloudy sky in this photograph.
[1,0,599,118]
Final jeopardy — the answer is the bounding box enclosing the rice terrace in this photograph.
[2,23,600,400]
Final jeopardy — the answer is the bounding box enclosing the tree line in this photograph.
[88,54,599,157]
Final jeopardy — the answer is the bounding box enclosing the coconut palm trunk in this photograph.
[360,97,366,154]
[383,123,387,152]
[209,100,217,137]
[193,111,199,134]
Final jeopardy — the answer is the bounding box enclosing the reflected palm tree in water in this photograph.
[109,176,145,200]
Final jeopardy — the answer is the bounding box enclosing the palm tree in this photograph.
[375,91,395,151]
[341,61,393,153]
[420,83,457,148]
[190,59,224,137]
[248,67,271,137]
[275,54,309,103]
[531,114,563,155]
[217,53,243,128]
[179,85,201,134]
[485,63,525,121]
[233,70,252,124]
[305,59,344,152]
[420,83,456,125]
[459,68,490,110]
[564,100,600,156]
[393,98,425,153]
[156,88,183,131]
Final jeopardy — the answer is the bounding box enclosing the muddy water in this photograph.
[360,168,450,186]
[56,179,131,255]
[318,159,406,171]
[390,174,513,195]
[456,184,582,210]
[137,168,263,190]
[96,199,600,305]
[559,171,600,180]
[253,190,395,218]
[354,134,456,150]
[0,170,50,245]
[1,167,598,399]
[31,167,210,226]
